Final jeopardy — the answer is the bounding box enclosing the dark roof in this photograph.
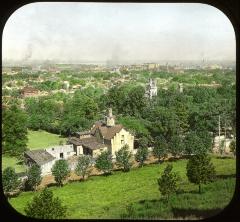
[76,131,91,136]
[91,122,123,140]
[24,149,55,166]
[68,136,106,150]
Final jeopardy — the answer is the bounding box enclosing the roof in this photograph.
[68,136,106,150]
[24,149,55,166]
[75,131,91,136]
[91,121,123,140]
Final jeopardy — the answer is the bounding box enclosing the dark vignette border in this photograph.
[0,0,239,221]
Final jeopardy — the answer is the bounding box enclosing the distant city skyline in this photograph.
[2,2,236,63]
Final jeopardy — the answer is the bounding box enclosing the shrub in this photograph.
[115,145,133,172]
[24,188,67,219]
[95,151,113,175]
[186,153,216,193]
[51,159,70,186]
[25,164,42,191]
[75,155,92,180]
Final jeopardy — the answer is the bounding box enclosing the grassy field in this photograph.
[8,156,236,219]
[27,130,66,150]
[2,130,66,172]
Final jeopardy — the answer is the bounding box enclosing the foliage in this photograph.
[75,155,92,180]
[186,153,216,193]
[168,135,184,158]
[153,136,168,163]
[135,146,148,167]
[3,167,20,194]
[184,131,210,155]
[24,188,67,219]
[229,139,236,156]
[25,164,42,191]
[95,151,113,175]
[115,145,133,172]
[51,159,70,186]
[2,105,28,156]
[158,164,180,202]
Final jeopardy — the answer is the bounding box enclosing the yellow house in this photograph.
[68,108,134,158]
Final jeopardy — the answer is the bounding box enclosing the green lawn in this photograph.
[2,130,66,172]
[27,130,66,150]
[2,155,27,173]
[8,156,236,219]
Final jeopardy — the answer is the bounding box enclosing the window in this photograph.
[52,148,54,151]
[60,153,64,158]
[121,140,124,145]
[67,152,70,155]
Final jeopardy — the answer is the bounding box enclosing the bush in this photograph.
[24,188,67,219]
[51,159,70,186]
[158,164,180,202]
[75,155,92,180]
[3,167,20,196]
[95,151,113,175]
[25,164,42,191]
[115,145,133,172]
[186,153,216,193]
[135,146,148,167]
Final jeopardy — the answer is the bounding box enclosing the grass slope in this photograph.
[8,156,235,219]
[27,130,66,150]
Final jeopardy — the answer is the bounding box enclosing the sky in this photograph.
[2,2,236,63]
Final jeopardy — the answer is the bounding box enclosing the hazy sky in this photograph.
[2,2,236,62]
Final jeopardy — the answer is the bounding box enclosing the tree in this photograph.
[24,188,67,219]
[75,155,92,180]
[184,131,210,155]
[25,164,42,191]
[3,167,20,196]
[135,146,148,167]
[229,139,236,157]
[2,105,28,156]
[158,164,180,202]
[153,136,168,163]
[95,151,113,175]
[115,145,133,172]
[51,159,70,186]
[219,140,225,156]
[168,135,184,158]
[186,153,216,193]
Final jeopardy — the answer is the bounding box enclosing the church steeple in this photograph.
[106,108,115,127]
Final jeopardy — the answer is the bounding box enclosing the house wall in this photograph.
[110,128,134,158]
[45,145,75,160]
[40,159,57,176]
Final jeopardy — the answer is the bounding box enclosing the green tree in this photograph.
[51,159,70,186]
[158,164,180,202]
[184,131,210,155]
[186,153,216,193]
[2,105,28,156]
[3,167,20,196]
[229,139,236,157]
[115,145,133,172]
[25,164,42,191]
[153,136,168,163]
[168,135,184,158]
[219,140,225,156]
[95,151,113,175]
[24,188,67,219]
[75,155,92,180]
[135,146,148,167]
